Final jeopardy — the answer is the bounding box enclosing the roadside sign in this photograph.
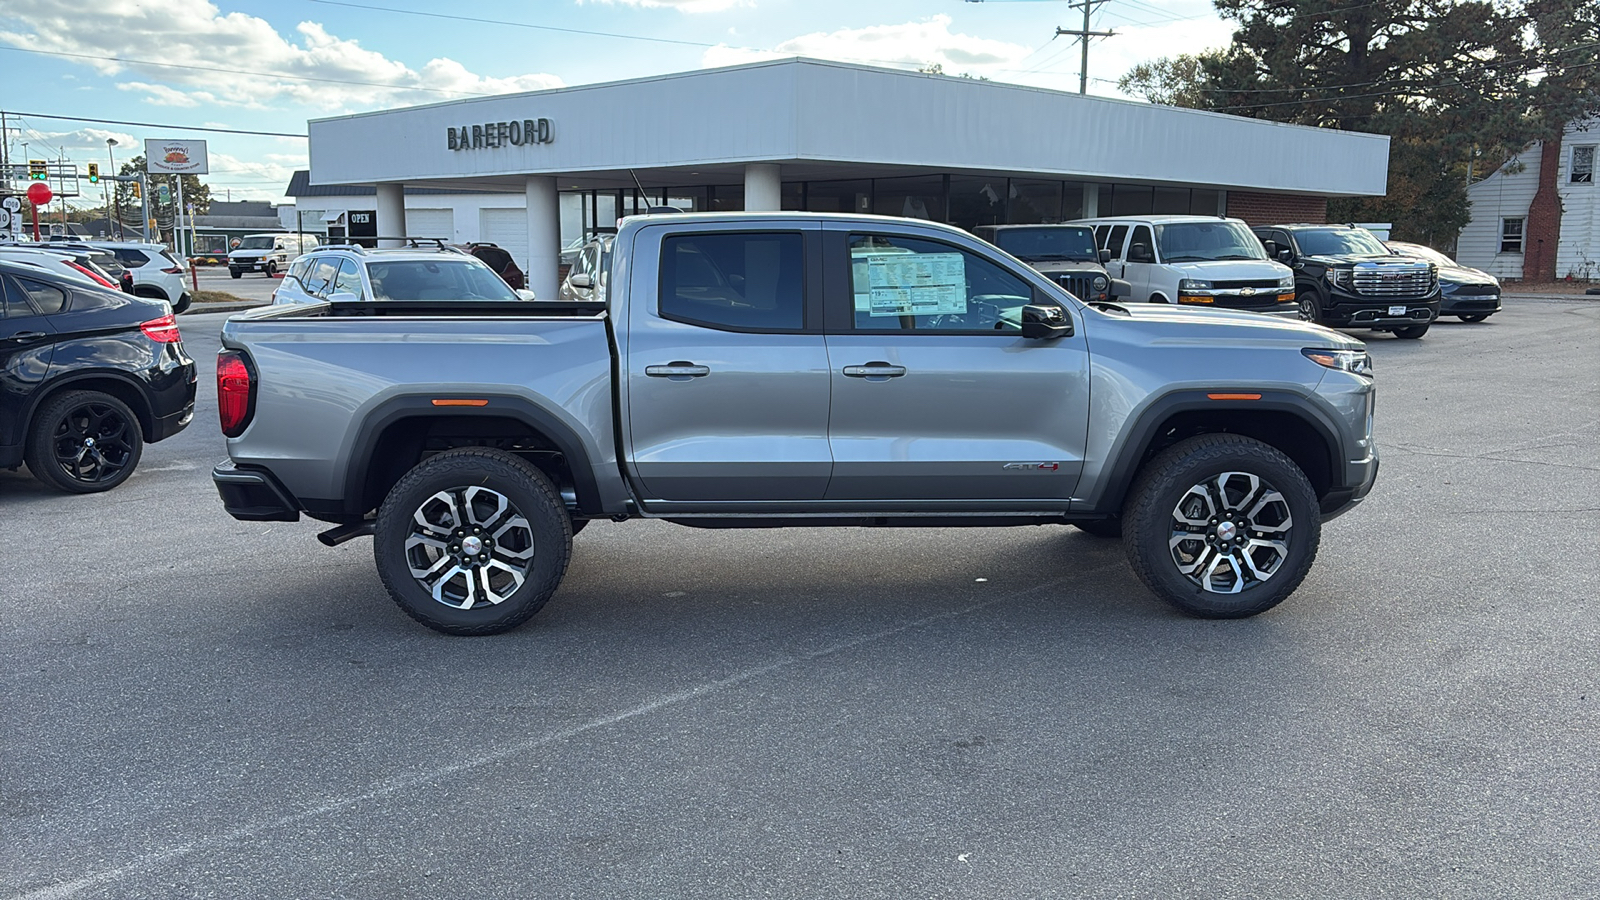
[0,209,10,230]
[2,196,19,212]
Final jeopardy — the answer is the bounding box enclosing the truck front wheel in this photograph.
[1122,434,1320,619]
[373,448,573,635]
[1296,292,1322,324]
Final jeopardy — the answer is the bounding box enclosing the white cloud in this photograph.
[22,127,140,153]
[0,0,564,111]
[701,14,1031,74]
[583,0,752,13]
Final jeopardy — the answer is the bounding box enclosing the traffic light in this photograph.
[87,163,100,184]
[131,181,141,200]
[28,159,47,180]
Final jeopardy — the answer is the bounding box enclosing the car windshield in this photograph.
[1388,243,1455,267]
[1154,221,1267,262]
[992,227,1099,262]
[367,259,518,301]
[237,236,275,250]
[1293,228,1390,257]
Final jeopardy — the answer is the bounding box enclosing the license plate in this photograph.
[1388,305,1407,316]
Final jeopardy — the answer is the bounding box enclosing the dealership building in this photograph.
[302,58,1391,299]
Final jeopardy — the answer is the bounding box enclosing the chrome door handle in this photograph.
[5,331,47,343]
[843,363,907,378]
[645,362,710,377]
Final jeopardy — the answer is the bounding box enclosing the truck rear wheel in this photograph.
[1122,434,1320,619]
[373,448,573,635]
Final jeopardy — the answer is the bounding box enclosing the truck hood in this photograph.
[1163,259,1293,280]
[1023,259,1107,276]
[1302,253,1416,269]
[1091,302,1365,349]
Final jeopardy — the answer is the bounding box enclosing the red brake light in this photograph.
[217,351,255,437]
[66,261,117,288]
[140,314,182,343]
[161,266,183,274]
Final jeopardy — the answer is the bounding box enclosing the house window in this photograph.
[1500,217,1524,253]
[1572,145,1595,184]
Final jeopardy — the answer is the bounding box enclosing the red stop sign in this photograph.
[26,182,53,206]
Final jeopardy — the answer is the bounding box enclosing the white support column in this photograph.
[744,163,781,211]
[376,183,406,248]
[526,175,560,301]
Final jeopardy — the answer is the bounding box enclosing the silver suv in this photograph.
[272,244,535,305]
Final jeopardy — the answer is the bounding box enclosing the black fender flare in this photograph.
[21,369,157,440]
[1083,389,1346,515]
[338,395,604,519]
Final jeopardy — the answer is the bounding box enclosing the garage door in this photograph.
[480,209,528,269]
[407,208,454,242]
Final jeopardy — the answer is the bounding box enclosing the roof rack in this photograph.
[320,236,460,254]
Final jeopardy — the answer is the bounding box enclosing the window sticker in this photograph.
[856,252,967,317]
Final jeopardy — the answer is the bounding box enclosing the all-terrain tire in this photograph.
[1122,434,1320,619]
[373,448,572,635]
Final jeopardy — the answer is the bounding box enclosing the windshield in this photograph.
[1293,228,1390,257]
[367,259,518,301]
[1388,243,1455,267]
[1154,221,1266,262]
[236,236,275,250]
[992,227,1099,262]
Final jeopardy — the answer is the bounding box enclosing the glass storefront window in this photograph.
[1009,180,1063,224]
[1190,189,1221,216]
[1154,187,1191,215]
[872,175,944,221]
[806,179,872,214]
[948,176,1007,229]
[1061,181,1087,221]
[709,184,744,212]
[781,182,805,211]
[665,186,707,212]
[1109,184,1154,216]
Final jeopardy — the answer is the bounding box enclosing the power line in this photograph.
[1055,0,1117,94]
[0,112,305,139]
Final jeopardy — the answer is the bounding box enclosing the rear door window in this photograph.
[112,248,150,268]
[303,257,340,296]
[12,277,68,315]
[658,232,806,332]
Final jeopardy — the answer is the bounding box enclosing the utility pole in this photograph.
[1056,0,1117,95]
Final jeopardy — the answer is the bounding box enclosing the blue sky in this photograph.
[1,0,1233,206]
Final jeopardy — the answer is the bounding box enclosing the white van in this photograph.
[1071,215,1296,315]
[228,233,319,278]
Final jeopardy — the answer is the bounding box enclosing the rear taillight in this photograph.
[217,351,255,437]
[120,273,134,294]
[67,261,117,288]
[161,266,183,274]
[140,314,182,343]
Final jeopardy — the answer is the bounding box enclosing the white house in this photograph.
[1457,118,1598,282]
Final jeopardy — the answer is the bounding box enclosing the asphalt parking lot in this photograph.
[192,266,280,305]
[4,301,1598,899]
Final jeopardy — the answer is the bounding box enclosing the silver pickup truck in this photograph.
[212,212,1378,635]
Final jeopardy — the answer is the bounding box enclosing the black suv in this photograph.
[1253,224,1441,339]
[0,259,196,493]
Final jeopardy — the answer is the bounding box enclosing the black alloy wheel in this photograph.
[25,390,144,493]
[1296,292,1323,324]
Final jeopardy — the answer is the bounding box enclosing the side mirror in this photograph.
[1276,248,1293,263]
[1020,304,1073,340]
[1261,240,1278,256]
[567,273,593,289]
[515,288,538,301]
[1108,279,1132,299]
[325,291,359,303]
[1127,243,1154,263]
[1098,248,1113,263]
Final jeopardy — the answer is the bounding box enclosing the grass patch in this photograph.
[192,289,254,304]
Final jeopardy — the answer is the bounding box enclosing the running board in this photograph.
[317,520,376,546]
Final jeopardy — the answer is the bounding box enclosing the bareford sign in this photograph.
[447,118,553,151]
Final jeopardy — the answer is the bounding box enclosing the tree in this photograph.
[1116,0,1598,244]
[114,154,213,236]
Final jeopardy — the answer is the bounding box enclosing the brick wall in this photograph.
[1522,136,1563,282]
[1225,192,1328,226]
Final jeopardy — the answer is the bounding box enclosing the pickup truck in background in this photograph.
[1253,224,1440,338]
[213,212,1379,635]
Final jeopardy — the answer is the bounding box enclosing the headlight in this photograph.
[1092,275,1108,291]
[1278,275,1294,290]
[1302,348,1372,376]
[1178,279,1212,291]
[1326,268,1352,287]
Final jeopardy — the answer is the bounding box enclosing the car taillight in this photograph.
[67,261,117,288]
[140,314,182,343]
[161,266,183,274]
[120,273,134,294]
[217,351,256,437]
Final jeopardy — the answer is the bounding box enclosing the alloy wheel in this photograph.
[1167,471,1293,594]
[403,486,537,610]
[50,401,136,486]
